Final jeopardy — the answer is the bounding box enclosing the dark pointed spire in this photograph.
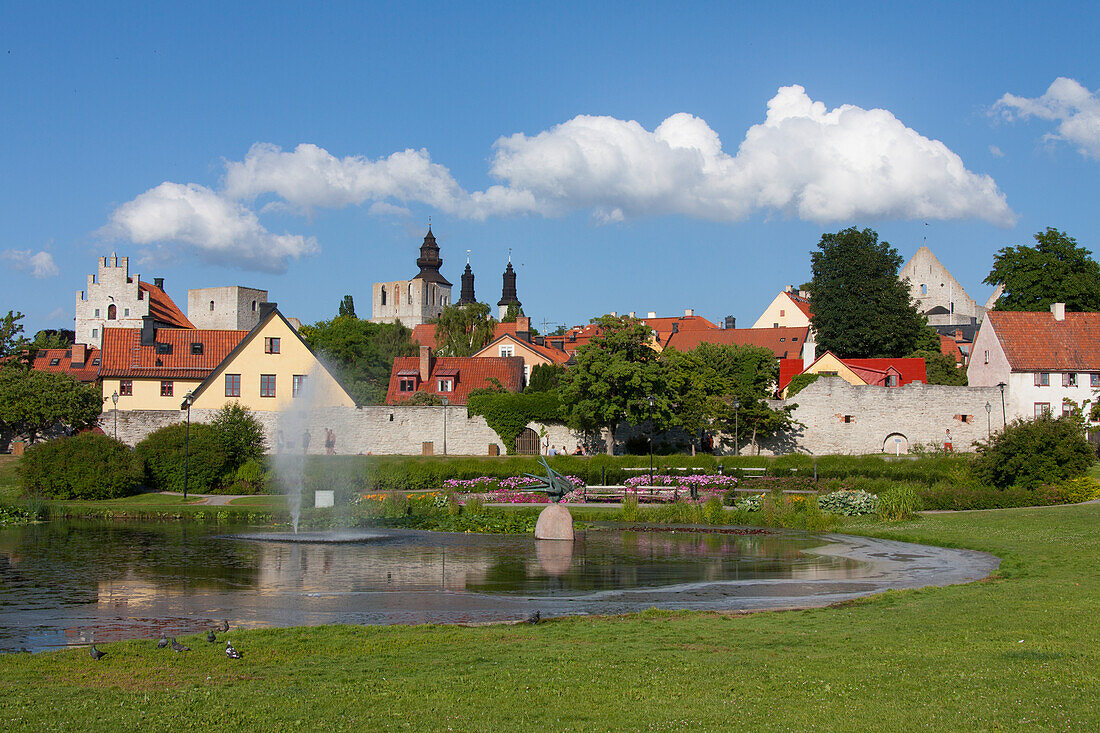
[497,260,520,309]
[458,259,476,306]
[413,226,451,286]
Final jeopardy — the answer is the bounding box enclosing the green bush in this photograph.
[917,481,1066,510]
[817,489,878,516]
[971,415,1095,488]
[135,423,230,494]
[876,484,921,521]
[209,404,267,468]
[226,459,267,495]
[18,432,143,500]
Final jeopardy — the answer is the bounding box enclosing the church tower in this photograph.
[497,259,521,319]
[457,255,477,306]
[371,226,454,325]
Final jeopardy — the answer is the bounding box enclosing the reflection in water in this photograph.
[0,519,988,653]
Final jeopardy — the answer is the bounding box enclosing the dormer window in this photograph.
[437,379,453,392]
[155,342,172,355]
[191,342,204,355]
[400,378,416,392]
[92,357,100,366]
[49,358,60,366]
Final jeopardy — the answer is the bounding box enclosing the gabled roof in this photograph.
[778,353,926,392]
[783,291,812,318]
[639,315,719,345]
[385,356,525,405]
[777,358,805,392]
[30,347,101,383]
[411,322,521,350]
[665,327,809,359]
[100,327,247,379]
[475,333,570,365]
[138,281,194,329]
[986,310,1100,371]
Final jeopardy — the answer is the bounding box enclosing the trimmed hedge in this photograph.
[135,423,230,494]
[18,432,143,500]
[466,390,564,453]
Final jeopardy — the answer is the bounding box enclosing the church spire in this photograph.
[457,253,476,306]
[497,259,521,318]
[413,226,451,286]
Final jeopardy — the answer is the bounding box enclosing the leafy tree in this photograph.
[809,227,929,358]
[985,228,1100,312]
[908,349,968,386]
[338,295,356,318]
[299,316,417,405]
[31,329,75,350]
[525,363,565,393]
[433,302,498,357]
[135,423,230,494]
[559,315,665,454]
[209,403,267,469]
[972,414,1094,488]
[0,364,102,444]
[405,391,443,406]
[785,373,820,397]
[19,432,143,500]
[0,310,27,358]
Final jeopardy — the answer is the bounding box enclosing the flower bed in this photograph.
[623,474,737,495]
[443,475,587,504]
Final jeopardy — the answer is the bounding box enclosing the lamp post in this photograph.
[647,395,655,487]
[997,382,1007,428]
[181,392,193,499]
[441,395,449,456]
[732,399,740,457]
[111,391,119,439]
[985,401,992,440]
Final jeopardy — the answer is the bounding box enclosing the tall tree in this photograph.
[338,295,356,318]
[0,364,102,443]
[0,311,27,358]
[433,302,498,357]
[809,227,929,358]
[559,315,665,454]
[298,316,417,405]
[985,228,1100,312]
[31,329,75,350]
[908,349,968,386]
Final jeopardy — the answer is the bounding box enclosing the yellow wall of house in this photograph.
[752,293,812,329]
[190,316,355,411]
[102,377,202,412]
[803,353,867,386]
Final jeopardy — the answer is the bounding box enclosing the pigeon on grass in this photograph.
[170,637,190,652]
[89,644,106,660]
[157,634,169,649]
[225,640,241,659]
[206,630,217,643]
[525,610,541,625]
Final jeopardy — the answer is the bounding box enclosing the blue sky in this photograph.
[2,1,1098,335]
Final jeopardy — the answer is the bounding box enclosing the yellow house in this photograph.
[100,306,354,411]
[779,351,928,397]
[751,288,813,329]
[471,333,570,385]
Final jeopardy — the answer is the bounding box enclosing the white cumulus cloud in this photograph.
[2,249,60,278]
[994,77,1100,159]
[103,182,318,273]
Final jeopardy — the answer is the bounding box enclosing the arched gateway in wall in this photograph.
[883,433,909,455]
[516,428,540,455]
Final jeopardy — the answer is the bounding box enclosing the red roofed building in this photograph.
[968,303,1100,422]
[386,347,525,405]
[411,318,531,351]
[23,344,102,383]
[76,255,193,348]
[665,326,813,361]
[752,287,813,329]
[778,351,927,397]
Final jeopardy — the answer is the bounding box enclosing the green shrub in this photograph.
[135,423,230,494]
[209,404,267,468]
[620,494,639,522]
[818,489,878,516]
[226,459,267,495]
[917,481,1066,510]
[876,484,921,521]
[971,415,1094,488]
[18,432,143,500]
[1057,476,1100,503]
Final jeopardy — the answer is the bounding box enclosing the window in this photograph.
[499,344,514,357]
[160,381,173,397]
[251,300,257,312]
[225,374,241,397]
[292,374,306,397]
[842,415,854,423]
[920,284,927,295]
[399,378,416,392]
[524,364,530,385]
[94,308,100,318]
[984,350,989,364]
[792,336,798,342]
[779,309,785,317]
[1034,372,1050,386]
[408,284,412,304]
[381,286,387,306]
[1092,373,1100,388]
[437,379,453,392]
[49,357,60,366]
[107,304,116,320]
[773,322,779,328]
[885,375,898,387]
[1063,404,1074,417]
[264,337,280,354]
[1034,402,1050,418]
[124,308,130,317]
[1064,373,1077,387]
[155,342,172,354]
[260,374,276,398]
[92,328,98,339]
[209,300,215,311]
[191,342,204,355]
[92,357,100,366]
[120,379,132,396]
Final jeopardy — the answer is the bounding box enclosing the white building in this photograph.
[75,255,193,348]
[188,286,269,330]
[967,303,1100,423]
[371,227,452,326]
[751,287,812,329]
[900,246,1000,327]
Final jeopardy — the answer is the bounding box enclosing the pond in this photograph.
[0,520,997,653]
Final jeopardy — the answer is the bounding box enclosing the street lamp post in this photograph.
[647,395,655,488]
[111,391,119,440]
[985,401,992,440]
[181,392,193,499]
[441,396,449,456]
[997,382,1007,428]
[732,399,740,457]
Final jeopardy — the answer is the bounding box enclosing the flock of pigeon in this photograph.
[88,619,240,661]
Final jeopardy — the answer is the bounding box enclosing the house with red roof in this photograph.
[751,287,813,329]
[26,344,102,384]
[968,303,1100,422]
[778,352,927,397]
[386,346,524,406]
[471,331,569,385]
[665,326,813,361]
[76,255,193,348]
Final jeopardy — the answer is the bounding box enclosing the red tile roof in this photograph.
[385,355,525,405]
[138,281,194,329]
[783,291,813,318]
[777,358,805,392]
[665,327,809,359]
[842,358,927,387]
[411,322,520,350]
[987,311,1100,371]
[100,327,247,379]
[939,334,963,362]
[640,315,718,345]
[29,347,101,383]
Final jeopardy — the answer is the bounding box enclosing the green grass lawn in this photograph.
[0,455,20,502]
[1,503,1097,731]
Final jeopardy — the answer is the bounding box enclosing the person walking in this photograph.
[944,429,953,453]
[325,428,336,455]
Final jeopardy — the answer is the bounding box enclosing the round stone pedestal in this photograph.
[534,504,574,541]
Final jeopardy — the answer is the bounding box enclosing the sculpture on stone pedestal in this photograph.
[526,457,575,541]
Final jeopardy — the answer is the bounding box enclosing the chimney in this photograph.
[724,315,736,330]
[140,315,156,346]
[71,343,86,366]
[684,308,694,317]
[785,285,794,293]
[259,302,278,320]
[610,311,617,317]
[799,290,809,299]
[628,311,635,318]
[647,311,656,319]
[955,329,963,340]
[515,316,531,341]
[1051,302,1065,321]
[419,345,432,382]
[534,335,545,347]
[153,277,164,290]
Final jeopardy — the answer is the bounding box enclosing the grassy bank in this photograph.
[1,503,1097,731]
